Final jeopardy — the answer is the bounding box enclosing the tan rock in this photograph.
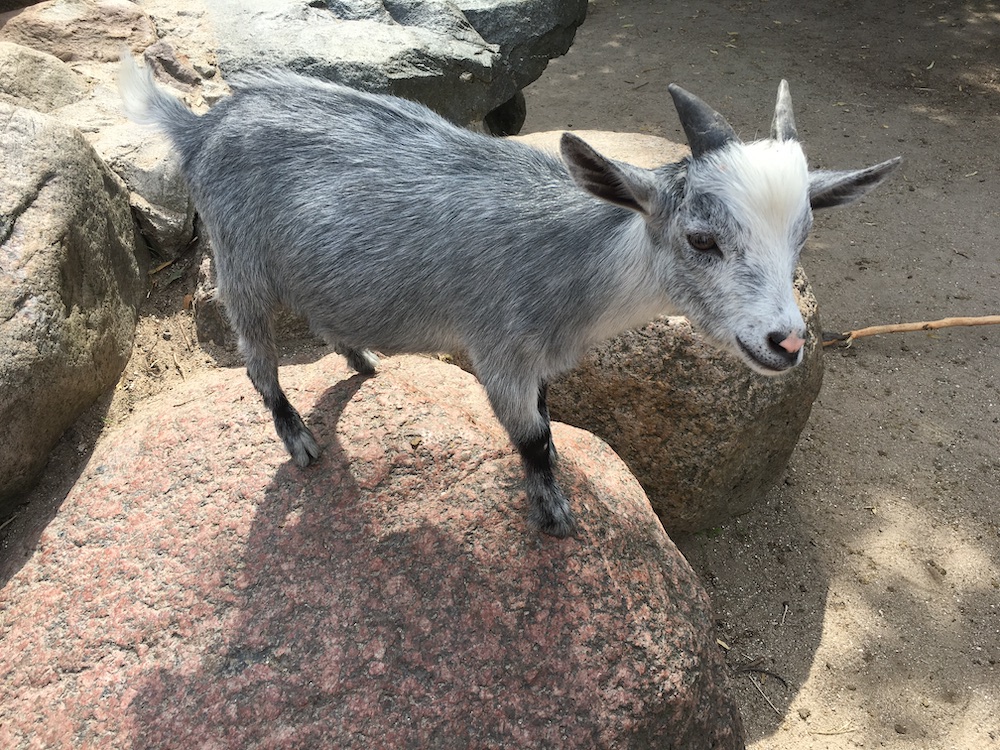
[0,41,88,111]
[0,104,145,511]
[548,273,823,532]
[0,0,157,62]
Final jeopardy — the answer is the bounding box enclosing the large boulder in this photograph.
[514,131,824,532]
[0,355,745,749]
[185,0,587,125]
[0,104,145,514]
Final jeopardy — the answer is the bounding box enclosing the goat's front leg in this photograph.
[480,373,576,538]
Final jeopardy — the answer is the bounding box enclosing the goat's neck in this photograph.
[584,215,675,345]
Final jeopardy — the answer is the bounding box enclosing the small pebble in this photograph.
[894,722,908,734]
[797,707,811,720]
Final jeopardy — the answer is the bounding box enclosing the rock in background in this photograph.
[0,41,88,110]
[549,286,823,533]
[0,104,144,514]
[0,355,746,749]
[194,0,586,125]
[513,131,824,532]
[0,0,157,62]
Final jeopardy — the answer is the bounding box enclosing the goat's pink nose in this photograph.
[778,333,806,354]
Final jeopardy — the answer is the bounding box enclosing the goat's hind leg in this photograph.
[236,308,320,466]
[333,343,379,376]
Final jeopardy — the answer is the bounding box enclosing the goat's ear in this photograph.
[560,132,656,215]
[809,157,902,210]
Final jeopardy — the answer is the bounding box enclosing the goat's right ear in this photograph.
[809,157,902,210]
[560,133,656,215]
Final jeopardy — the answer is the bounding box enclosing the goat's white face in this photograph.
[561,80,901,377]
[666,139,812,375]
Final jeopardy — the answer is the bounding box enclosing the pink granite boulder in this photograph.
[0,355,744,749]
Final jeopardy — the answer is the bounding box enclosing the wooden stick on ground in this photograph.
[822,315,1000,347]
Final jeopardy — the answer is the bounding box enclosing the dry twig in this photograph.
[746,673,783,716]
[823,314,1000,347]
[809,722,859,736]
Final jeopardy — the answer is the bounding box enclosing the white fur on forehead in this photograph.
[693,139,810,239]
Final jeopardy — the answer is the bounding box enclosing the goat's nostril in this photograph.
[768,332,805,356]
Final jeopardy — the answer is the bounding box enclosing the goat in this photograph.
[120,54,900,538]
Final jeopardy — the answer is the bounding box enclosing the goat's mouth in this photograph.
[735,337,799,376]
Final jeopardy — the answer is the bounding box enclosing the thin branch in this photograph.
[746,673,783,716]
[823,315,1000,347]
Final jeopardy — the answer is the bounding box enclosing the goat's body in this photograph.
[171,74,666,379]
[121,56,899,537]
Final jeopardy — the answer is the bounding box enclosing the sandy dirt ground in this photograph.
[3,0,998,747]
[520,0,1000,747]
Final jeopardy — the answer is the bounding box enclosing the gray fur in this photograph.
[120,55,900,537]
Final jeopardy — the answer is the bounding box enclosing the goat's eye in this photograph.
[687,232,720,254]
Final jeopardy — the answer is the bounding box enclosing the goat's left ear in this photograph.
[560,132,657,215]
[809,156,903,210]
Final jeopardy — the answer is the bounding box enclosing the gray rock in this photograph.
[0,41,88,112]
[0,354,745,749]
[0,104,145,514]
[484,90,526,135]
[455,0,587,89]
[194,0,586,124]
[91,122,196,260]
[511,131,824,533]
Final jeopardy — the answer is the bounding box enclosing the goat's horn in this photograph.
[771,79,798,141]
[668,84,739,158]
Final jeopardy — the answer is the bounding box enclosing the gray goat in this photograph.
[120,54,899,538]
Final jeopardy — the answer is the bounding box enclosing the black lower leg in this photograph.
[520,430,555,480]
[517,427,575,538]
[259,385,319,467]
[536,383,550,421]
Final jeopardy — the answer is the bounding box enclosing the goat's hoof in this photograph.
[287,429,321,467]
[536,512,578,539]
[346,347,379,376]
[529,493,578,539]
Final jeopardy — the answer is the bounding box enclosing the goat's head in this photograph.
[561,81,901,376]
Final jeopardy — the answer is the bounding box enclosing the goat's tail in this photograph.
[119,52,197,134]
